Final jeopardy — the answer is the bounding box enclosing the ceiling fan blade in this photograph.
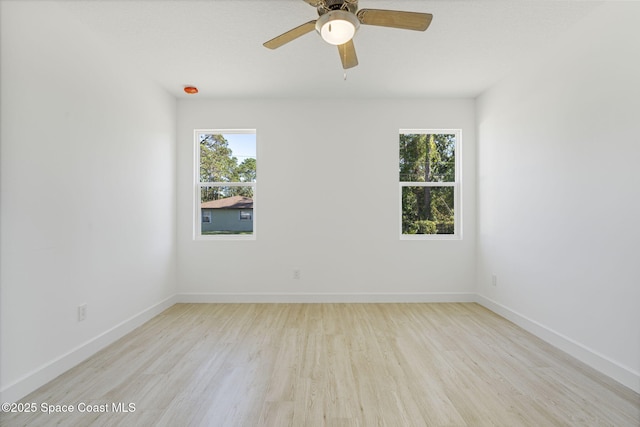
[357,9,433,31]
[302,0,323,6]
[337,39,358,69]
[263,20,317,49]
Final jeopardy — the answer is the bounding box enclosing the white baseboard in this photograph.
[176,292,477,303]
[475,294,640,394]
[0,295,177,404]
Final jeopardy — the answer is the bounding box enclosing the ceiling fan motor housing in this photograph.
[317,0,358,15]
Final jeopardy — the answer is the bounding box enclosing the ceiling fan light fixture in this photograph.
[316,10,359,45]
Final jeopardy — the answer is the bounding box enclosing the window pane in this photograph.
[401,186,454,235]
[200,133,256,183]
[201,186,254,235]
[399,133,455,183]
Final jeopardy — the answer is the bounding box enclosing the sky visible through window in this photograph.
[224,133,256,163]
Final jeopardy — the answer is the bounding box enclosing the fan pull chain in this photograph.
[342,46,347,81]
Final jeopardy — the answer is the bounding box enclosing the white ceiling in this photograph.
[53,0,603,99]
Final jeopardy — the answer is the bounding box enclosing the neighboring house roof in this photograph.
[201,196,253,209]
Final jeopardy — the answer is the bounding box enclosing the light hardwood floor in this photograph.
[2,303,639,426]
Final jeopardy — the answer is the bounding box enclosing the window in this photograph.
[399,130,460,239]
[195,130,256,239]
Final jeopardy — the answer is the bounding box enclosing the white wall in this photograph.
[177,98,476,301]
[0,2,177,401]
[476,3,640,392]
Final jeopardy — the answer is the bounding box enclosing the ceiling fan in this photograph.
[263,0,433,69]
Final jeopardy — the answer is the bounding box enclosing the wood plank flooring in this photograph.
[2,303,638,426]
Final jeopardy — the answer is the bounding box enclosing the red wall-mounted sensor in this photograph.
[184,86,199,94]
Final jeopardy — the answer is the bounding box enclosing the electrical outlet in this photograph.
[78,304,87,321]
[293,269,301,280]
[491,275,497,287]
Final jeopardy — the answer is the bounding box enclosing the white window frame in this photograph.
[399,129,462,240]
[194,129,256,240]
